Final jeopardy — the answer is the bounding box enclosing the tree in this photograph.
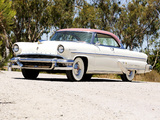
[74,0,121,30]
[143,0,160,70]
[74,0,160,51]
[49,0,76,29]
[0,0,16,63]
[73,0,98,28]
[111,0,159,50]
[93,0,121,32]
[146,35,160,72]
[12,0,52,42]
[12,0,77,42]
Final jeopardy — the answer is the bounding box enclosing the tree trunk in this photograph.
[152,50,159,68]
[5,46,10,58]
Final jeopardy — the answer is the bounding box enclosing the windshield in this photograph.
[51,31,92,43]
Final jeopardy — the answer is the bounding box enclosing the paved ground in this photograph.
[0,71,160,120]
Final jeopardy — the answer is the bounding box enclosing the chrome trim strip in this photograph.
[71,52,146,60]
[126,68,145,70]
[87,70,123,74]
[56,59,74,64]
[54,67,73,70]
[20,58,55,63]
[21,66,54,70]
[17,53,64,59]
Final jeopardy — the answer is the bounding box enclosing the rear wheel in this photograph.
[121,70,135,82]
[66,58,87,81]
[22,69,39,79]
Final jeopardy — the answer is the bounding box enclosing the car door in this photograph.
[94,33,121,72]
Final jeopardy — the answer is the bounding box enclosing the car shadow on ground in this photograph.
[14,77,142,83]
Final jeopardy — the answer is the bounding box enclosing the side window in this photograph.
[94,33,119,47]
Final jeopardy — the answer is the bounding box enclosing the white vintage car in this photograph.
[11,28,152,81]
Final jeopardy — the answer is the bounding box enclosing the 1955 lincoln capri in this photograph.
[11,28,152,81]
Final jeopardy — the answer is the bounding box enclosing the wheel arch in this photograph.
[74,56,89,73]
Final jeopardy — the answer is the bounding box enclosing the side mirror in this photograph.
[95,41,100,46]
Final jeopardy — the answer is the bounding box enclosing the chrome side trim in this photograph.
[87,70,123,74]
[126,68,145,71]
[71,52,146,61]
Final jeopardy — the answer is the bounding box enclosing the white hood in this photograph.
[15,41,64,55]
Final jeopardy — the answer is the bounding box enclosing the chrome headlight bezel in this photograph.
[57,45,64,53]
[12,44,19,53]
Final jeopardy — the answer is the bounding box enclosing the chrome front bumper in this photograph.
[11,57,74,70]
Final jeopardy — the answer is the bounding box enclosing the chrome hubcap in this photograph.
[128,71,132,77]
[73,62,81,76]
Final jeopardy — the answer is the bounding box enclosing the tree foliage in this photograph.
[50,0,75,29]
[0,0,16,65]
[73,0,98,28]
[74,0,159,50]
[12,0,51,42]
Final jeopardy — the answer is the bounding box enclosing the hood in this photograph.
[14,40,91,56]
[15,41,65,55]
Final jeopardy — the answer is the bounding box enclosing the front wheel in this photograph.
[121,70,135,82]
[66,58,86,81]
[22,69,39,79]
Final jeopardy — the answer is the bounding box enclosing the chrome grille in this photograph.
[22,62,53,69]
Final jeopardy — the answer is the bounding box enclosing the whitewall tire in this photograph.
[66,58,85,81]
[121,70,135,82]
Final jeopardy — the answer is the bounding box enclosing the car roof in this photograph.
[57,28,121,43]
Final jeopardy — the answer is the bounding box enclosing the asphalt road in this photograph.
[0,71,160,120]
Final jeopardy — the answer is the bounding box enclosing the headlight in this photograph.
[57,45,64,53]
[12,44,19,52]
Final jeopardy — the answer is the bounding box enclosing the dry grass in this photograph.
[95,70,160,82]
[135,70,160,82]
[94,74,121,79]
